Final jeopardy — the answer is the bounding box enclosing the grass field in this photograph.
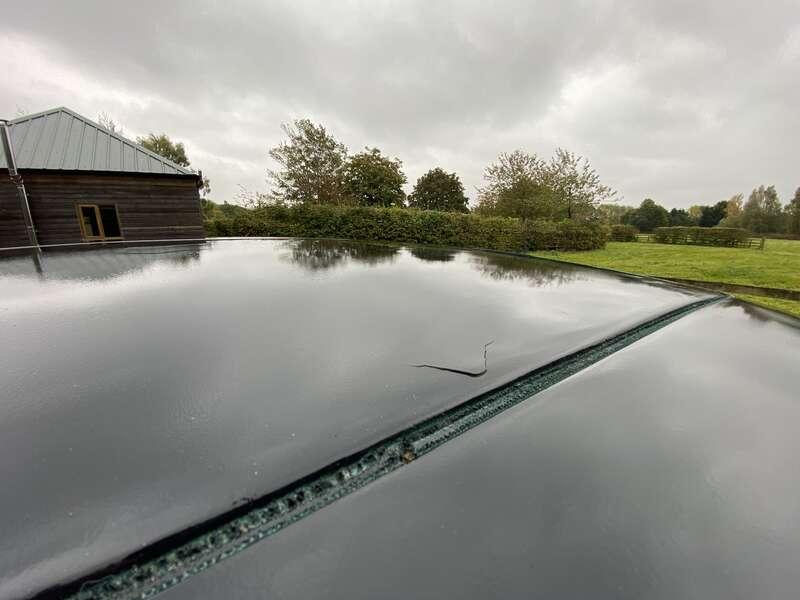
[532,239,800,319]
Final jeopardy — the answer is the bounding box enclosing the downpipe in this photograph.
[0,119,40,250]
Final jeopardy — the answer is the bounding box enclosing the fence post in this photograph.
[760,237,765,250]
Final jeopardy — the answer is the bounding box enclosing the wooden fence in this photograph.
[633,233,765,249]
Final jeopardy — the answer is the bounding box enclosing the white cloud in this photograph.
[1,0,798,208]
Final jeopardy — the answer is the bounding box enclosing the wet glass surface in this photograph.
[161,299,800,600]
[0,239,710,598]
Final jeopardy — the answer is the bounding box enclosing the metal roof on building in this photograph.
[0,107,195,176]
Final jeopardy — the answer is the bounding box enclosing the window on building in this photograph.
[77,204,123,240]
[99,206,122,238]
[79,205,101,239]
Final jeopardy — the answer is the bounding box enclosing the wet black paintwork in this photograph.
[0,239,711,598]
[161,299,800,600]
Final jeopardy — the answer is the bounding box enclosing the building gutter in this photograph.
[0,119,39,248]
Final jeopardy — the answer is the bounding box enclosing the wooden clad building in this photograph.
[0,107,204,249]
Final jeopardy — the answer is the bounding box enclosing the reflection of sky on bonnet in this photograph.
[0,239,717,599]
[159,299,800,600]
[0,240,685,320]
[0,247,203,310]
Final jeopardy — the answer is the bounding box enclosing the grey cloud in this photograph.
[1,0,798,206]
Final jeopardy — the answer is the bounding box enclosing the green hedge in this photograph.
[652,226,750,247]
[523,219,608,251]
[205,204,607,252]
[609,224,639,242]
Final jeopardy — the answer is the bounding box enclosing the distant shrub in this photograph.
[202,200,248,237]
[523,219,607,251]
[207,204,607,252]
[652,226,750,247]
[609,224,639,242]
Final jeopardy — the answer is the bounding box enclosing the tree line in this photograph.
[601,187,800,235]
[260,118,800,236]
[265,120,471,212]
[111,111,799,237]
[257,119,615,221]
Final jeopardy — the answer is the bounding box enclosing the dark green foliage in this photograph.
[137,133,190,166]
[788,188,800,235]
[138,132,211,195]
[341,148,407,207]
[206,204,606,252]
[522,220,608,251]
[669,208,694,226]
[202,199,248,236]
[652,226,750,247]
[408,247,457,262]
[610,224,639,241]
[622,199,670,232]
[408,168,469,212]
[698,201,728,227]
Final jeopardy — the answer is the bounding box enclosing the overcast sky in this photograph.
[2,0,798,208]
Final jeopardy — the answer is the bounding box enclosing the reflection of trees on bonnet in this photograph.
[0,245,202,282]
[407,247,457,262]
[283,239,399,271]
[473,253,581,287]
[736,298,800,328]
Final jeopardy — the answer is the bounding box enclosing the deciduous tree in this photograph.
[698,201,727,227]
[138,133,190,167]
[138,132,211,196]
[476,148,615,221]
[726,194,744,217]
[542,148,616,220]
[719,194,744,228]
[742,185,783,233]
[787,188,800,235]
[97,112,123,135]
[476,151,544,209]
[475,151,555,220]
[622,199,670,232]
[669,208,694,226]
[687,205,703,222]
[268,120,348,205]
[408,168,469,212]
[341,147,407,208]
[596,203,635,225]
